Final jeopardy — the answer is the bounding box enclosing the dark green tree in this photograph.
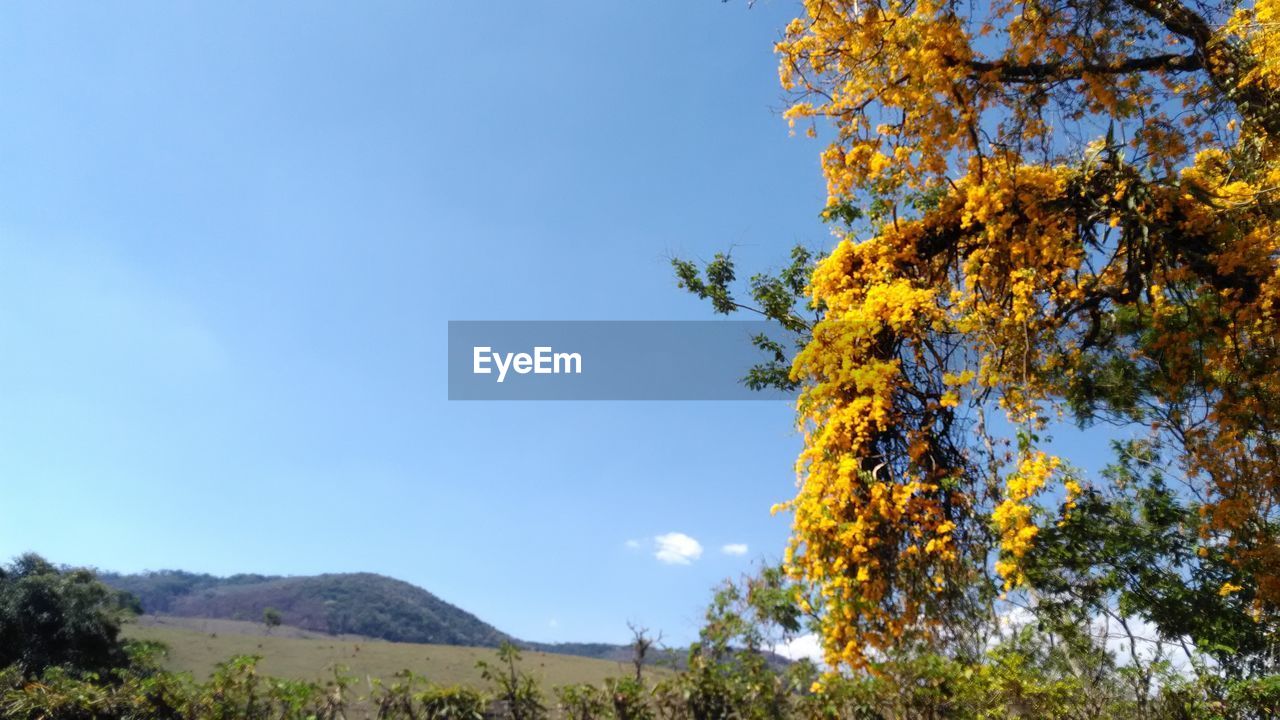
[262,607,283,634]
[0,553,135,677]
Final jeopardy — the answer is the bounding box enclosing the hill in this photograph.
[102,571,511,647]
[102,569,722,669]
[123,617,650,693]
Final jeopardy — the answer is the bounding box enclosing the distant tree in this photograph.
[0,553,134,677]
[262,607,282,634]
[625,622,661,683]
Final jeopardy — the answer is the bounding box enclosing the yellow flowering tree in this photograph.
[679,0,1280,671]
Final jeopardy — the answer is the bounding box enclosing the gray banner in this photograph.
[447,321,801,400]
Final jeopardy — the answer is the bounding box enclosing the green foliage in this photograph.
[0,553,136,678]
[370,670,487,720]
[604,676,652,720]
[8,557,1280,718]
[262,607,283,632]
[196,655,336,720]
[644,568,808,720]
[5,615,1280,719]
[0,654,345,720]
[479,641,547,720]
[672,246,821,392]
[1,663,188,720]
[557,683,609,720]
[1022,439,1279,676]
[419,684,487,720]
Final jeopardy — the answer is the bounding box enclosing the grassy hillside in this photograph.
[124,617,651,694]
[104,571,510,647]
[103,570,694,667]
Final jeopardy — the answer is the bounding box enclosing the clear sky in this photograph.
[0,1,843,645]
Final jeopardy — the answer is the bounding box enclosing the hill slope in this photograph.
[102,569,708,667]
[103,571,511,647]
[124,617,646,692]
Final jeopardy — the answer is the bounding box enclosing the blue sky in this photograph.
[0,1,839,644]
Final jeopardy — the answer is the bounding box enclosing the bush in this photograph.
[478,642,546,720]
[557,683,608,720]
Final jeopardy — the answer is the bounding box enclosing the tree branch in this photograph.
[966,52,1202,82]
[1116,0,1214,47]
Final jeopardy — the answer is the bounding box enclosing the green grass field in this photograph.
[124,616,647,694]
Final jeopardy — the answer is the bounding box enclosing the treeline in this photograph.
[5,555,1280,719]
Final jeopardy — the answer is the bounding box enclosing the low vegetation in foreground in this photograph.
[5,554,1280,719]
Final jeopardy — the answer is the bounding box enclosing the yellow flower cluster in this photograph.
[781,228,966,667]
[776,0,1280,672]
[1227,0,1280,91]
[992,452,1061,589]
[778,0,978,202]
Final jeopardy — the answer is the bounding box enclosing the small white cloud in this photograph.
[721,543,749,556]
[654,532,703,565]
[773,634,824,664]
[625,539,642,550]
[548,618,559,629]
